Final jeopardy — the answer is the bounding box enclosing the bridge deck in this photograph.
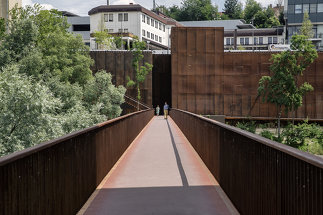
[78,116,238,215]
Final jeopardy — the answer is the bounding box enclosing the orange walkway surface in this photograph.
[78,116,239,215]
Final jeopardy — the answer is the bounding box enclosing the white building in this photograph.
[0,0,21,19]
[88,4,181,50]
[180,20,285,50]
[224,28,285,50]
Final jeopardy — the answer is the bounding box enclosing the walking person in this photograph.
[156,105,160,116]
[163,102,169,119]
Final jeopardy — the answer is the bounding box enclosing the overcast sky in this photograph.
[22,0,278,16]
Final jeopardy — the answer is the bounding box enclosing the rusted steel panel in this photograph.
[170,109,323,215]
[90,51,153,107]
[171,27,224,115]
[0,110,154,215]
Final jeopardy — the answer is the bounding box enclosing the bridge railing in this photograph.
[0,109,154,215]
[170,109,323,215]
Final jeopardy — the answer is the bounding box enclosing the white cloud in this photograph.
[22,0,55,10]
[111,0,136,5]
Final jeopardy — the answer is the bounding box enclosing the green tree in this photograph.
[127,38,153,110]
[83,71,126,119]
[0,66,64,156]
[161,0,218,21]
[0,18,5,39]
[0,5,126,156]
[300,12,314,38]
[258,35,318,137]
[254,9,280,28]
[178,0,218,21]
[244,0,262,23]
[1,5,93,86]
[224,0,243,19]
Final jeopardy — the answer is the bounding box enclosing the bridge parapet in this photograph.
[170,109,323,215]
[0,109,154,215]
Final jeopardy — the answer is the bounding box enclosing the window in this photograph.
[295,5,302,14]
[163,25,165,32]
[259,37,263,44]
[147,17,150,25]
[124,28,128,33]
[159,36,162,43]
[159,23,162,30]
[273,37,278,44]
[151,33,154,39]
[104,14,109,22]
[105,14,113,22]
[108,29,113,33]
[147,32,150,38]
[142,15,145,23]
[124,13,128,21]
[118,29,122,33]
[310,4,317,13]
[254,37,258,45]
[288,5,294,14]
[318,4,323,13]
[151,19,154,27]
[155,35,158,41]
[245,38,249,45]
[118,13,123,21]
[231,38,234,45]
[240,38,244,45]
[226,38,231,45]
[155,21,158,28]
[142,30,146,36]
[73,24,90,31]
[303,4,309,13]
[268,37,273,44]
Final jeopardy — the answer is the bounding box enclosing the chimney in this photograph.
[153,0,156,11]
[107,0,109,5]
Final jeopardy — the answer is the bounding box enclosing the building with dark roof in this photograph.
[180,20,285,50]
[180,20,255,30]
[88,3,182,50]
[224,28,285,50]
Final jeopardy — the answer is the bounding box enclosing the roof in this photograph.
[180,20,254,30]
[224,28,284,37]
[88,4,182,26]
[60,11,79,17]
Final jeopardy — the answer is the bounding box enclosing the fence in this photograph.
[0,110,154,215]
[170,109,323,215]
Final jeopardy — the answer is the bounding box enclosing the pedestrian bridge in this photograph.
[1,109,322,215]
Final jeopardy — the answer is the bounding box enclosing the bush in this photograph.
[282,122,323,154]
[260,129,282,142]
[236,121,256,133]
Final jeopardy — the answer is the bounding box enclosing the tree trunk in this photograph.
[137,86,140,111]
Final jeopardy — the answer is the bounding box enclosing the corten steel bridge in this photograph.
[0,109,322,215]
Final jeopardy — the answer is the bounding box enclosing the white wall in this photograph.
[90,11,171,48]
[224,35,285,45]
[140,13,170,47]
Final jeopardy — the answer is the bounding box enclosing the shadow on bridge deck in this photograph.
[78,117,239,215]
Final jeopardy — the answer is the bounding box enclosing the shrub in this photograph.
[236,121,256,133]
[282,122,323,154]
